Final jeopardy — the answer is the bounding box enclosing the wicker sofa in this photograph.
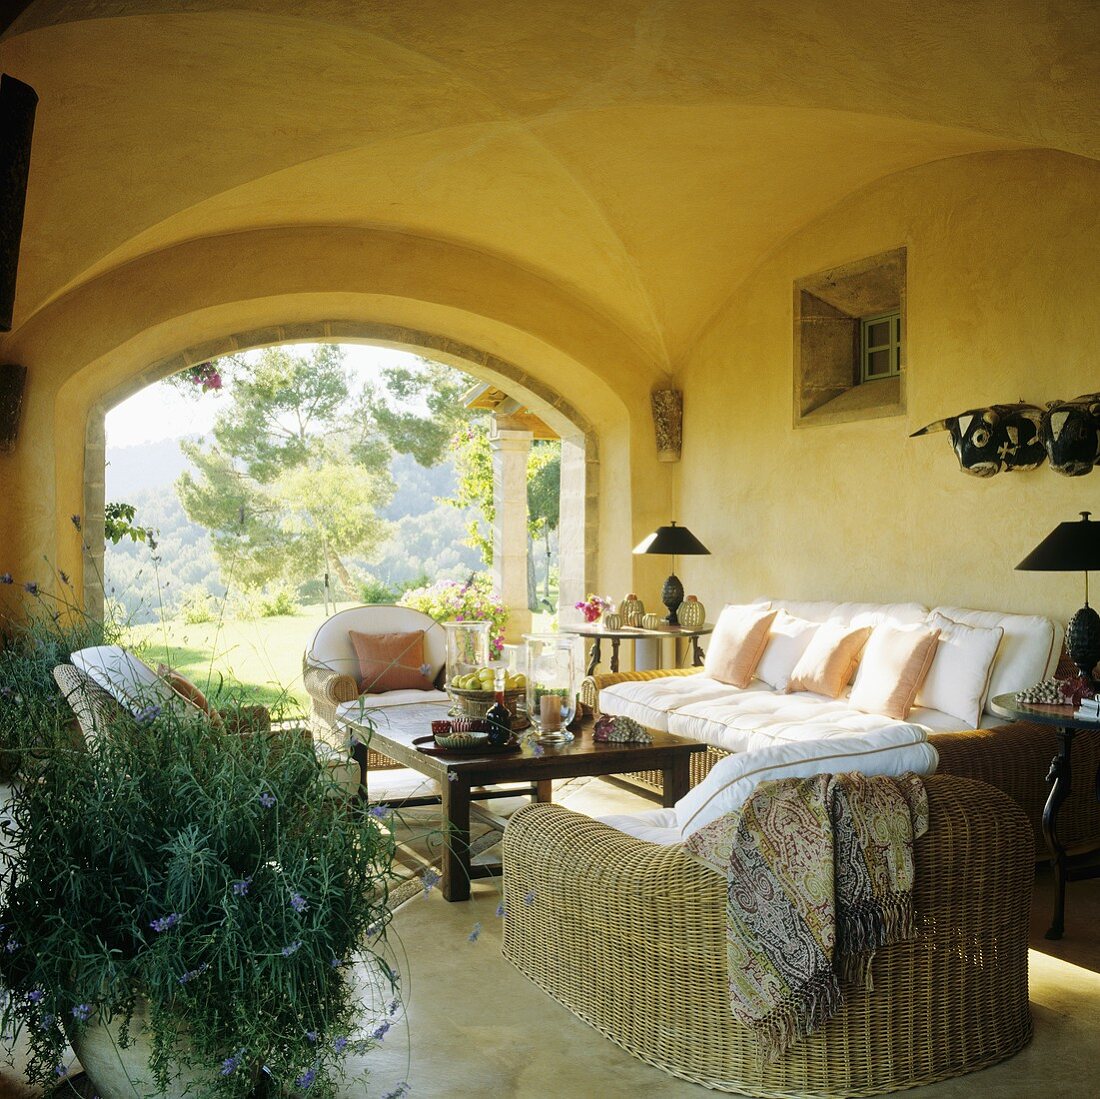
[581,598,1100,850]
[503,774,1034,1097]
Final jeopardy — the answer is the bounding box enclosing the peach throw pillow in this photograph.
[704,605,778,688]
[349,629,435,693]
[786,622,872,697]
[848,623,942,719]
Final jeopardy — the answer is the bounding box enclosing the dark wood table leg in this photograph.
[691,637,705,667]
[1043,726,1075,939]
[440,773,472,902]
[536,779,553,802]
[610,638,621,673]
[585,638,602,677]
[661,754,692,808]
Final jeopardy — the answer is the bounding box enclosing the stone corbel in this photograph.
[651,388,682,462]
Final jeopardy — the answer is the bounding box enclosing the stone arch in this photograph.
[83,319,599,626]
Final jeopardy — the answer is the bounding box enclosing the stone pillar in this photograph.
[491,423,533,643]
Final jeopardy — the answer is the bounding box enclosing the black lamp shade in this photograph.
[1016,512,1100,572]
[633,522,710,557]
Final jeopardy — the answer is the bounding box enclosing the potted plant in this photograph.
[0,692,398,1097]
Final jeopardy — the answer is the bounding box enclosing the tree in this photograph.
[527,446,561,604]
[176,346,394,596]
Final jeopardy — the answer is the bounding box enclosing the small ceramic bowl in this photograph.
[431,719,453,736]
[434,730,489,750]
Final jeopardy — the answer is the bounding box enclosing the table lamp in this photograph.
[632,521,710,625]
[1016,510,1100,689]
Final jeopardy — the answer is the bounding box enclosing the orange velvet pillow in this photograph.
[703,605,778,688]
[785,623,872,698]
[157,664,213,715]
[349,630,435,693]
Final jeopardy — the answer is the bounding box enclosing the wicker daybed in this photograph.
[502,774,1033,1097]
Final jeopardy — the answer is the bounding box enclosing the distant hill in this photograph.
[106,436,198,498]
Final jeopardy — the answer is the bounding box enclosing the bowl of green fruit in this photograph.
[446,665,529,730]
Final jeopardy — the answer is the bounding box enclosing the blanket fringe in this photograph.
[751,969,842,1064]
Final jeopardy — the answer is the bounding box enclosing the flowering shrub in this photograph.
[185,361,223,392]
[575,593,611,624]
[0,696,397,1096]
[399,573,508,656]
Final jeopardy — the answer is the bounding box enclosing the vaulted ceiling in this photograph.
[2,0,1097,368]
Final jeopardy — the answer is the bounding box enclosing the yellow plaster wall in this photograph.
[678,150,1100,627]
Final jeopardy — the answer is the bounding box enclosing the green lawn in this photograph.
[126,600,559,716]
[126,602,360,715]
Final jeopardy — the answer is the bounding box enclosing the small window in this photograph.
[860,312,901,382]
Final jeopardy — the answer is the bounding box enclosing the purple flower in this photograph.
[259,791,276,809]
[0,573,11,585]
[135,704,161,725]
[330,957,343,968]
[23,582,37,596]
[368,804,391,820]
[40,1014,55,1030]
[306,1031,319,1044]
[149,913,180,933]
[388,998,400,1016]
[27,989,44,1003]
[523,889,536,907]
[70,1003,91,1023]
[71,514,82,531]
[220,1051,243,1076]
[281,940,302,957]
[371,1020,391,1041]
[54,1064,67,1078]
[333,1036,348,1053]
[58,570,70,586]
[232,878,251,896]
[495,902,505,918]
[467,922,482,943]
[178,963,209,984]
[419,663,432,677]
[5,940,20,952]
[447,772,458,783]
[295,1067,316,1089]
[421,869,441,897]
[289,892,308,914]
[532,743,545,758]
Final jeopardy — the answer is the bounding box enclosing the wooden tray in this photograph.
[413,734,521,757]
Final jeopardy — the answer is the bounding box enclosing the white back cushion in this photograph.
[71,645,179,715]
[913,614,1003,728]
[931,606,1062,709]
[675,724,938,838]
[755,599,837,623]
[306,606,446,681]
[830,602,929,629]
[755,612,820,691]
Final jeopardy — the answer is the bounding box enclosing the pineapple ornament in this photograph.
[678,595,706,629]
[620,593,645,628]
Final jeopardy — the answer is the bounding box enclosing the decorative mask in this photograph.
[1041,393,1100,476]
[910,402,1045,477]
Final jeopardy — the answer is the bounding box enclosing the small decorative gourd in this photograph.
[641,613,662,630]
[620,593,645,626]
[678,594,706,629]
[602,612,623,630]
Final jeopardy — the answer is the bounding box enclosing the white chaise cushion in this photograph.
[913,614,1004,728]
[755,612,820,691]
[675,725,938,838]
[71,645,184,717]
[931,605,1062,710]
[598,673,748,733]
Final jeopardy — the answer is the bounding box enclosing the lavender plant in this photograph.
[0,697,397,1096]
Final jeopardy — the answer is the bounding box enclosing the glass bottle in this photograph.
[485,667,513,747]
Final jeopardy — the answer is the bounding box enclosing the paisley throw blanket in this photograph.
[684,772,928,1061]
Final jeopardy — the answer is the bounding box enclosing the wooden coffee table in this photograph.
[343,700,705,901]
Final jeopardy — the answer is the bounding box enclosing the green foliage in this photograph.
[527,444,560,537]
[0,702,396,1096]
[358,574,399,605]
[104,500,156,546]
[179,585,218,625]
[0,579,120,778]
[363,357,475,467]
[259,584,299,618]
[398,574,508,657]
[176,346,395,594]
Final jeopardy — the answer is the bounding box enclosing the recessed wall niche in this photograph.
[793,247,906,426]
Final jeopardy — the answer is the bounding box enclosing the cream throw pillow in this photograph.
[704,605,777,688]
[785,622,871,697]
[849,623,942,720]
[913,613,1004,728]
[754,611,820,690]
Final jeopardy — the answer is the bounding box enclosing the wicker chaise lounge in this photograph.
[503,775,1033,1097]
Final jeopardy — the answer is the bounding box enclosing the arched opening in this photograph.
[83,320,600,640]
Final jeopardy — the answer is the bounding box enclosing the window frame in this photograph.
[860,311,902,383]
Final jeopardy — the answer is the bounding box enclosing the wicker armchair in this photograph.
[503,774,1033,1097]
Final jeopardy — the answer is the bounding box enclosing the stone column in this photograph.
[491,422,533,643]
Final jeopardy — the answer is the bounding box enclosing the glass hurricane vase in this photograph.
[524,634,578,743]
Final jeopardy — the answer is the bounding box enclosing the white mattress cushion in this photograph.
[71,645,185,716]
[596,807,681,846]
[598,673,749,732]
[913,614,1004,728]
[675,725,938,838]
[755,612,820,691]
[931,605,1062,708]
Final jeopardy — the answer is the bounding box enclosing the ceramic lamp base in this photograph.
[1066,603,1100,689]
[661,573,684,625]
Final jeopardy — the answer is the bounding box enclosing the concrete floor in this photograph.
[358,774,1100,1099]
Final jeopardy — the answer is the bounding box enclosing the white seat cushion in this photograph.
[596,807,681,846]
[675,725,938,838]
[598,674,765,733]
[71,645,184,716]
